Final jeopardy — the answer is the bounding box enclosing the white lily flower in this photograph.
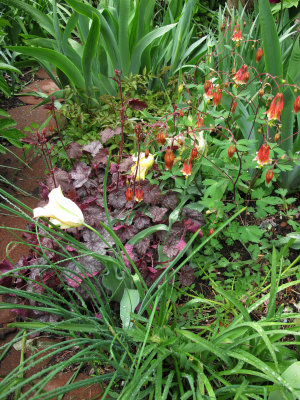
[131,152,154,181]
[33,186,84,229]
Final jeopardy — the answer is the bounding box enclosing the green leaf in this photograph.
[0,0,55,36]
[82,12,101,94]
[258,0,283,78]
[130,24,177,74]
[0,62,22,74]
[7,46,85,89]
[120,288,140,330]
[128,224,168,246]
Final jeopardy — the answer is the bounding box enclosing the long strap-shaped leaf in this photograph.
[118,0,131,75]
[7,46,85,89]
[130,24,177,74]
[82,13,101,95]
[1,0,55,37]
[258,0,283,78]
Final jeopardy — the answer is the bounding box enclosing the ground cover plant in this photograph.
[1,0,300,398]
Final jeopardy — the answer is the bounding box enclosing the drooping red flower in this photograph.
[204,81,213,101]
[134,186,143,202]
[181,159,192,177]
[228,144,236,159]
[232,24,242,43]
[266,169,274,184]
[204,80,212,93]
[256,48,263,62]
[293,95,300,114]
[126,187,133,202]
[233,65,249,85]
[266,93,284,122]
[213,88,222,106]
[254,143,271,167]
[164,149,175,170]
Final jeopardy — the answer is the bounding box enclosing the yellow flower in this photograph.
[131,152,154,181]
[33,186,84,229]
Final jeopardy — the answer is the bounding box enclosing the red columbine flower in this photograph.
[164,149,175,170]
[266,93,284,122]
[233,65,248,85]
[256,48,263,62]
[231,100,237,113]
[293,95,300,114]
[126,187,133,202]
[266,169,274,184]
[213,88,222,106]
[181,159,192,177]
[190,147,198,160]
[228,144,236,159]
[232,24,242,43]
[134,186,143,202]
[254,143,271,167]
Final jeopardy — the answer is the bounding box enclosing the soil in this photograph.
[0,71,104,399]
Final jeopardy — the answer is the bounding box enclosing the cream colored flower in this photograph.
[131,152,154,181]
[33,186,84,229]
[190,130,206,154]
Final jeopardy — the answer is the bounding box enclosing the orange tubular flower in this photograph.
[213,88,222,106]
[254,143,271,167]
[231,100,237,113]
[293,95,300,114]
[126,187,133,202]
[164,149,175,170]
[266,169,274,184]
[134,187,143,202]
[266,93,284,122]
[256,48,263,62]
[233,65,249,85]
[228,144,236,159]
[190,147,198,160]
[232,24,242,43]
[181,159,192,177]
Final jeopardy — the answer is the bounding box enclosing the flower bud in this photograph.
[221,23,225,32]
[231,100,237,113]
[243,21,246,27]
[259,89,264,98]
[178,84,184,95]
[274,133,280,143]
[156,131,166,145]
[293,95,300,114]
[190,147,198,160]
[232,68,236,74]
[266,169,274,184]
[209,228,215,236]
[228,144,236,159]
[243,71,250,83]
[126,187,133,202]
[164,149,175,170]
[256,47,263,62]
[180,109,184,117]
[144,149,149,158]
